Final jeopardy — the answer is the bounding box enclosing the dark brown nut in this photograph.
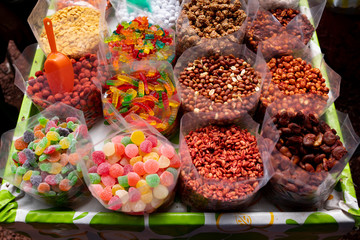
[286,136,303,146]
[304,163,315,172]
[303,134,316,147]
[320,144,332,153]
[313,133,323,147]
[331,146,347,160]
[279,146,292,158]
[302,154,315,163]
[323,131,336,146]
[314,154,326,164]
[288,123,301,134]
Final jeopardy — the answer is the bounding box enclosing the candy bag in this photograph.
[14,44,104,128]
[257,41,341,120]
[28,0,107,59]
[78,110,181,214]
[260,101,360,210]
[179,112,276,211]
[0,103,92,207]
[174,39,269,124]
[55,0,111,11]
[175,0,255,57]
[100,60,181,138]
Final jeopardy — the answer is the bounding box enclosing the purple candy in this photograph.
[30,175,42,187]
[23,130,34,143]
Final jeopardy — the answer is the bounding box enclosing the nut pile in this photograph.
[27,54,104,127]
[180,124,263,210]
[245,8,314,52]
[40,6,104,59]
[178,54,261,120]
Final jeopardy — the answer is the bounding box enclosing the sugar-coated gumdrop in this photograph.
[23,148,36,163]
[90,184,103,196]
[107,154,120,164]
[59,179,72,191]
[139,140,152,153]
[103,142,116,156]
[127,172,140,187]
[120,157,130,166]
[125,144,139,158]
[89,173,101,184]
[59,137,70,149]
[123,164,133,175]
[45,120,57,133]
[38,182,50,193]
[50,162,63,174]
[116,189,129,204]
[14,138,28,151]
[153,184,169,200]
[136,179,151,194]
[160,144,175,159]
[44,174,57,185]
[141,191,153,204]
[23,130,34,143]
[97,162,111,175]
[133,161,146,176]
[66,117,78,123]
[151,197,164,208]
[48,151,61,163]
[43,145,56,155]
[130,130,145,146]
[121,136,132,146]
[18,151,27,164]
[109,164,124,178]
[130,156,142,165]
[166,167,178,178]
[92,151,106,165]
[111,135,123,144]
[146,135,158,148]
[100,186,113,202]
[130,200,146,212]
[112,184,124,195]
[128,187,141,202]
[144,159,159,174]
[59,153,69,166]
[101,175,116,187]
[16,166,26,175]
[114,143,125,157]
[88,165,98,173]
[108,196,122,210]
[23,170,33,181]
[122,202,132,213]
[117,175,129,187]
[158,155,170,168]
[143,152,159,162]
[169,155,181,168]
[58,127,70,137]
[46,131,60,141]
[146,174,160,187]
[34,130,45,140]
[160,171,174,187]
[68,153,79,165]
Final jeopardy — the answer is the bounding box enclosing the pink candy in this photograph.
[101,175,116,187]
[133,161,146,176]
[128,172,140,186]
[88,165,98,173]
[97,162,111,175]
[144,159,159,174]
[169,155,181,168]
[109,164,124,178]
[125,144,139,158]
[160,171,174,187]
[108,196,122,210]
[146,135,158,148]
[139,140,152,153]
[160,144,175,159]
[92,151,106,165]
[128,187,141,202]
[44,175,57,186]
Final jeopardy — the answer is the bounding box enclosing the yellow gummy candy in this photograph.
[130,130,145,146]
[143,152,159,162]
[141,191,153,203]
[46,131,60,141]
[23,170,33,181]
[136,180,151,194]
[130,156,142,165]
[59,138,70,149]
[112,184,124,195]
[50,162,63,175]
[35,144,45,155]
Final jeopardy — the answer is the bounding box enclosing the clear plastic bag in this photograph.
[260,103,360,210]
[258,42,341,119]
[78,111,180,214]
[0,103,92,207]
[99,60,181,138]
[178,112,276,211]
[28,0,107,59]
[173,39,269,124]
[14,44,104,128]
[176,0,253,57]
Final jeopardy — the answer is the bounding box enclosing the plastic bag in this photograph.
[14,44,104,129]
[0,103,92,207]
[258,41,341,119]
[100,60,181,138]
[260,102,360,210]
[55,0,111,11]
[28,0,107,59]
[78,111,180,214]
[178,112,276,211]
[245,0,326,53]
[173,39,269,124]
[176,0,253,57]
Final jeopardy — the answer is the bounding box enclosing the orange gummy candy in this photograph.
[14,138,28,150]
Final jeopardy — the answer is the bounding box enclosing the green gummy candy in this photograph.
[146,174,160,187]
[33,142,38,149]
[67,121,76,131]
[76,163,82,172]
[49,127,56,132]
[61,167,69,174]
[32,170,40,176]
[118,175,129,188]
[121,136,132,146]
[67,171,77,180]
[89,173,101,184]
[10,165,17,174]
[38,117,47,126]
[28,142,35,150]
[70,175,78,186]
[16,166,26,175]
[44,191,56,197]
[30,161,38,168]
[54,145,62,151]
[12,152,19,162]
[39,163,51,172]
[39,154,48,162]
[39,137,48,147]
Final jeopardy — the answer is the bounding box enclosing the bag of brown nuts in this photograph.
[260,101,360,210]
[14,44,105,128]
[175,0,256,57]
[178,112,276,211]
[257,42,341,120]
[174,39,269,125]
[245,0,326,53]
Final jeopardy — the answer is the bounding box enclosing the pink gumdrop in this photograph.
[18,151,27,165]
[101,175,116,187]
[97,162,111,176]
[90,184,103,197]
[144,159,159,174]
[111,135,124,144]
[123,164,133,175]
[160,144,175,159]
[133,161,146,176]
[146,135,158,148]
[108,196,122,210]
[139,140,152,153]
[169,155,181,168]
[109,164,124,178]
[88,166,98,173]
[66,117,78,123]
[92,151,106,165]
[160,171,174,187]
[114,143,125,157]
[128,172,140,187]
[45,120,57,133]
[125,144,139,158]
[120,157,130,166]
[44,175,57,186]
[128,187,141,202]
[156,168,165,177]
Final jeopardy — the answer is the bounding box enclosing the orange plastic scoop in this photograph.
[43,17,74,94]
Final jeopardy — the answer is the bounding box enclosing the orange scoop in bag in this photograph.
[43,18,74,94]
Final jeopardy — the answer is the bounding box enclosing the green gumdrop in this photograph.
[39,137,48,148]
[61,167,69,174]
[44,191,56,197]
[10,165,17,174]
[67,170,77,180]
[16,166,26,175]
[146,174,160,187]
[32,170,40,176]
[76,163,82,173]
[12,152,19,162]
[28,142,35,150]
[38,117,48,126]
[166,167,178,178]
[121,136,132,146]
[49,127,56,132]
[54,145,62,151]
[118,175,129,188]
[67,121,76,131]
[39,154,48,162]
[70,175,78,186]
[89,173,101,184]
[39,163,51,172]
[30,161,38,168]
[33,142,38,150]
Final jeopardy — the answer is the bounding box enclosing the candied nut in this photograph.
[323,131,336,146]
[303,134,316,147]
[331,146,347,160]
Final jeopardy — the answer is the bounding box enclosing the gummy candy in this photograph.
[125,144,139,158]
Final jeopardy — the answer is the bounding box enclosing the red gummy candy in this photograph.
[44,145,56,155]
[92,151,106,165]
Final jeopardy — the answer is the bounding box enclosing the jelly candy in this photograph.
[146,174,160,188]
[125,144,139,158]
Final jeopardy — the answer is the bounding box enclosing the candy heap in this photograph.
[87,130,180,214]
[105,16,175,66]
[103,67,180,136]
[10,116,88,206]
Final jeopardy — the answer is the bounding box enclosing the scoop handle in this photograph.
[43,18,57,53]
